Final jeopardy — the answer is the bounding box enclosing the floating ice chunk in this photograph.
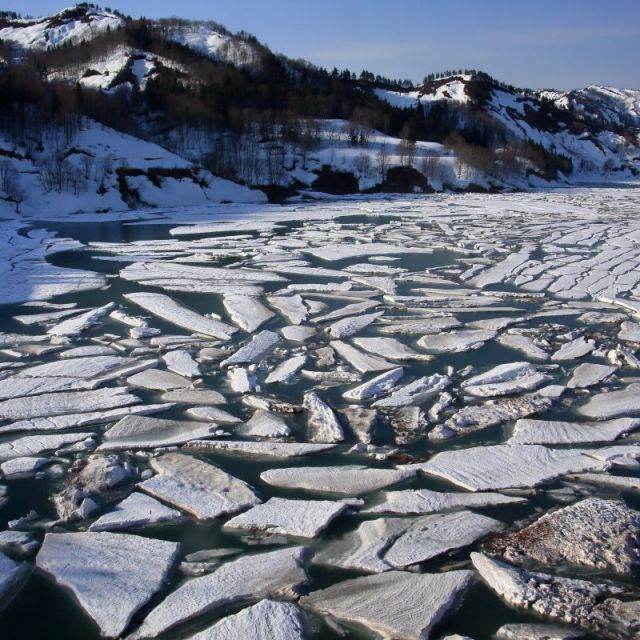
[432,394,552,440]
[185,440,336,458]
[19,356,134,381]
[128,546,308,639]
[461,362,553,397]
[567,363,616,389]
[337,407,377,443]
[265,355,306,384]
[0,402,174,434]
[551,337,596,362]
[303,392,345,443]
[303,243,425,261]
[267,295,308,325]
[343,368,404,402]
[326,311,384,339]
[417,329,496,354]
[497,333,549,360]
[0,376,97,400]
[384,510,501,567]
[161,389,226,405]
[47,303,116,337]
[0,551,30,613]
[352,337,430,361]
[124,293,237,340]
[186,406,240,424]
[99,415,215,450]
[238,410,291,438]
[469,248,534,288]
[221,330,281,367]
[312,300,379,324]
[109,309,148,328]
[0,432,95,461]
[351,275,397,294]
[330,340,396,373]
[418,444,614,491]
[302,369,362,384]
[313,517,411,573]
[509,417,640,445]
[224,497,346,538]
[227,367,257,393]
[568,473,640,491]
[495,623,582,640]
[188,600,306,640]
[377,317,461,335]
[373,374,451,408]
[223,294,275,332]
[300,569,473,640]
[89,493,182,531]
[59,345,118,358]
[0,456,50,479]
[261,465,416,496]
[14,308,89,326]
[243,395,302,414]
[619,321,640,343]
[281,326,316,342]
[137,453,260,520]
[127,368,192,391]
[363,488,526,515]
[0,387,139,421]
[578,383,640,419]
[471,552,640,639]
[161,350,201,378]
[484,497,640,575]
[36,532,179,638]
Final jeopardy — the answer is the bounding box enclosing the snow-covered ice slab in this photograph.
[303,392,345,443]
[127,368,192,391]
[313,300,379,324]
[352,337,430,361]
[224,497,347,538]
[372,374,451,408]
[567,363,616,389]
[0,403,173,434]
[577,383,640,419]
[418,444,616,491]
[265,355,306,384]
[186,406,240,424]
[343,367,404,402]
[417,330,496,354]
[484,497,640,575]
[384,510,501,567]
[0,432,95,461]
[238,410,291,438]
[568,473,640,491]
[281,325,316,342]
[186,439,337,458]
[267,294,309,325]
[47,303,115,337]
[313,517,412,573]
[0,550,30,612]
[0,375,98,400]
[223,294,275,332]
[378,317,461,335]
[363,488,526,515]
[618,321,640,343]
[0,456,50,479]
[89,492,182,531]
[124,292,237,340]
[432,394,552,440]
[330,340,396,373]
[326,311,384,339]
[36,532,179,638]
[99,415,215,450]
[161,350,201,378]
[494,623,582,640]
[551,337,596,362]
[471,552,640,639]
[303,243,425,261]
[261,465,416,496]
[300,569,473,640]
[0,387,139,420]
[137,453,260,519]
[188,600,306,640]
[461,362,552,398]
[220,330,281,366]
[497,333,549,360]
[508,417,640,445]
[161,389,226,405]
[128,546,308,639]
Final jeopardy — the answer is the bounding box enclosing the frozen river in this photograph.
[0,188,639,639]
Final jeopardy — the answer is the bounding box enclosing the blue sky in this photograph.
[19,0,640,89]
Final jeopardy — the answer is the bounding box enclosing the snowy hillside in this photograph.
[0,5,123,50]
[0,119,266,217]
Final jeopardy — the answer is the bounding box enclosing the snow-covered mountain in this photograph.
[0,5,123,50]
[0,4,638,214]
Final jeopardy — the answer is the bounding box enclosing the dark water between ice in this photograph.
[0,213,638,640]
